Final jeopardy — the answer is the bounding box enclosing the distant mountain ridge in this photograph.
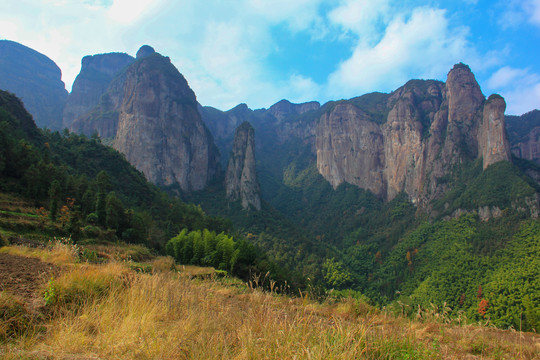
[506,110,540,162]
[199,64,513,211]
[0,40,68,129]
[1,40,538,209]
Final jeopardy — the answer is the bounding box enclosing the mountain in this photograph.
[225,122,261,210]
[506,109,540,162]
[62,52,134,129]
[0,40,67,129]
[202,64,513,211]
[69,46,220,192]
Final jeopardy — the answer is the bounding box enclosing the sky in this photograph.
[1,0,539,115]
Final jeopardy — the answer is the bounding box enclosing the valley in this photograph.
[0,39,538,358]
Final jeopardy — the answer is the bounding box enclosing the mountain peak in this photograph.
[136,45,156,59]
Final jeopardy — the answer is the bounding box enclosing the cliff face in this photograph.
[316,64,511,204]
[316,103,385,196]
[71,46,220,192]
[506,110,540,162]
[63,52,134,129]
[204,64,512,207]
[479,95,511,168]
[0,40,68,129]
[225,122,261,210]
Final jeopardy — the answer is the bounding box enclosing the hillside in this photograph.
[0,242,538,359]
[0,89,231,249]
[193,66,540,333]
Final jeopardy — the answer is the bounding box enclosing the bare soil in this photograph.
[0,252,58,301]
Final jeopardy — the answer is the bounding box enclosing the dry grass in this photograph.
[0,246,538,359]
[83,243,154,262]
[0,238,79,265]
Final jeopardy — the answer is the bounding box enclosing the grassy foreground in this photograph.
[0,241,538,359]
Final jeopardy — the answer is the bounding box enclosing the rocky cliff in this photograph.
[225,122,261,210]
[70,46,220,192]
[204,64,512,207]
[0,40,68,129]
[479,94,511,168]
[316,64,511,205]
[506,110,540,162]
[63,52,134,129]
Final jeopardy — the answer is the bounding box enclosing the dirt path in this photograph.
[0,252,58,301]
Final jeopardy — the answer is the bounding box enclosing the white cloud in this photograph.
[499,0,540,29]
[501,83,540,115]
[487,66,531,89]
[286,74,322,103]
[326,7,470,99]
[526,0,540,25]
[328,0,390,43]
[486,66,540,114]
[247,0,325,31]
[107,0,165,24]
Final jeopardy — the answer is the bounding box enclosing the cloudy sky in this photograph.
[1,0,539,114]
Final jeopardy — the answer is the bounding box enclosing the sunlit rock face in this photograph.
[315,64,511,206]
[71,46,220,192]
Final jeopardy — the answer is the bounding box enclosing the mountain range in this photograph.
[0,40,539,331]
[1,40,538,209]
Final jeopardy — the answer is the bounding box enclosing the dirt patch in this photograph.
[0,253,58,302]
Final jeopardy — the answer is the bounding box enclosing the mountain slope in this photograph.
[0,40,67,130]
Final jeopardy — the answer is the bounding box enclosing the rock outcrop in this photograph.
[0,40,68,129]
[136,45,155,59]
[479,95,511,168]
[316,64,512,204]
[70,46,220,192]
[205,64,512,207]
[506,110,540,162]
[63,52,134,129]
[225,122,261,210]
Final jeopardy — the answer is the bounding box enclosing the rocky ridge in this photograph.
[203,64,512,207]
[506,110,540,162]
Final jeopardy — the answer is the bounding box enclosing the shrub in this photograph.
[82,225,101,239]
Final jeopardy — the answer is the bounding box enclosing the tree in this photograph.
[105,191,124,231]
[48,180,61,221]
[322,258,353,289]
[95,171,110,226]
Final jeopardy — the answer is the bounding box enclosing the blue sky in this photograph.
[1,0,539,114]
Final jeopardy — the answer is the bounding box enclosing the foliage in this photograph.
[433,159,536,215]
[165,228,290,287]
[0,90,231,251]
[322,258,353,289]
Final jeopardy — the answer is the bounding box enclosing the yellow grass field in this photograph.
[0,242,538,359]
